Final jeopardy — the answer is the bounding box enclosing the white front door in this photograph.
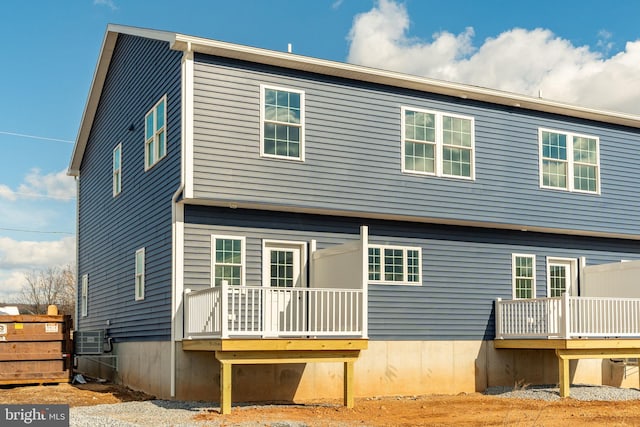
[547,258,578,297]
[262,241,306,336]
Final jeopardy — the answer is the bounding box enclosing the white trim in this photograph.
[512,253,536,299]
[368,244,422,286]
[401,106,475,180]
[135,247,145,300]
[261,239,308,288]
[259,84,305,162]
[112,144,122,197]
[538,127,600,194]
[144,95,168,171]
[546,257,578,297]
[211,235,246,287]
[81,274,88,317]
[182,49,194,199]
[360,226,369,339]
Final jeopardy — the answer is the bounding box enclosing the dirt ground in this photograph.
[3,382,640,426]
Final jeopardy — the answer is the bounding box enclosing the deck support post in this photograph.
[556,351,570,398]
[220,361,232,415]
[344,360,354,408]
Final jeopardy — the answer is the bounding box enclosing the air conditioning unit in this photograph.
[75,330,105,355]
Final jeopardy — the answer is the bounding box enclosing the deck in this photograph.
[495,294,640,397]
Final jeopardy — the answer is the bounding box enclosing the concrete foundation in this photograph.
[75,340,640,401]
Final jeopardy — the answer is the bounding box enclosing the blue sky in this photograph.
[1,0,640,301]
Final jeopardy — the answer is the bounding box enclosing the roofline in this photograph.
[68,24,640,176]
[67,25,176,176]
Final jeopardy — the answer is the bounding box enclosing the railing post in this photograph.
[220,280,229,339]
[562,293,571,339]
[495,298,503,339]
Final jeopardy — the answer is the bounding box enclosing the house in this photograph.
[68,24,640,410]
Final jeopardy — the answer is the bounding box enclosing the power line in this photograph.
[0,227,74,235]
[0,131,74,144]
[4,191,76,201]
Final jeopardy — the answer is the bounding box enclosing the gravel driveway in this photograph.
[70,384,640,427]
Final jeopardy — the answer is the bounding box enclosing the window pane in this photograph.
[405,110,435,143]
[405,141,435,173]
[407,250,420,282]
[146,113,154,140]
[156,101,165,130]
[574,164,597,192]
[542,159,567,188]
[573,137,597,164]
[384,248,404,281]
[368,247,380,280]
[443,116,472,147]
[158,131,166,158]
[542,131,567,160]
[514,256,534,299]
[443,147,471,177]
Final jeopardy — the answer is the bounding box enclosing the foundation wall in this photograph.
[77,340,640,401]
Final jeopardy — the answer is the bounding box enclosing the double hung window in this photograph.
[540,129,599,193]
[261,86,304,161]
[145,96,167,170]
[212,236,246,286]
[403,107,474,179]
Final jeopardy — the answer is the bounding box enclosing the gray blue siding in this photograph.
[77,34,182,341]
[191,54,640,238]
[184,205,640,341]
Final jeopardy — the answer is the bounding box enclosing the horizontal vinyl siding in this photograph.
[184,206,640,341]
[77,34,182,341]
[191,55,640,237]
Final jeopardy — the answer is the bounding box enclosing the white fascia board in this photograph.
[171,33,640,129]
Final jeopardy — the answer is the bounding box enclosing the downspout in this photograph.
[74,176,80,332]
[171,41,193,398]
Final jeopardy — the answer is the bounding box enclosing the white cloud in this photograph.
[0,184,16,201]
[347,0,640,114]
[94,0,118,11]
[0,237,75,270]
[0,168,75,201]
[0,271,28,303]
[0,237,75,302]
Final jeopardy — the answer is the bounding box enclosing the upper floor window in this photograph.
[145,96,167,170]
[368,245,421,285]
[512,254,535,299]
[402,107,474,179]
[135,248,145,301]
[539,129,599,193]
[260,85,305,161]
[113,144,122,197]
[212,235,246,286]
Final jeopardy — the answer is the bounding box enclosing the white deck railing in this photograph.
[496,294,640,339]
[184,282,365,339]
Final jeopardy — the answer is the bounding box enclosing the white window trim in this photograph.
[135,248,145,301]
[512,253,536,299]
[145,95,167,171]
[259,84,305,162]
[211,235,246,287]
[401,106,475,180]
[546,257,578,297]
[538,127,600,194]
[113,144,122,197]
[368,244,422,286]
[81,274,88,317]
